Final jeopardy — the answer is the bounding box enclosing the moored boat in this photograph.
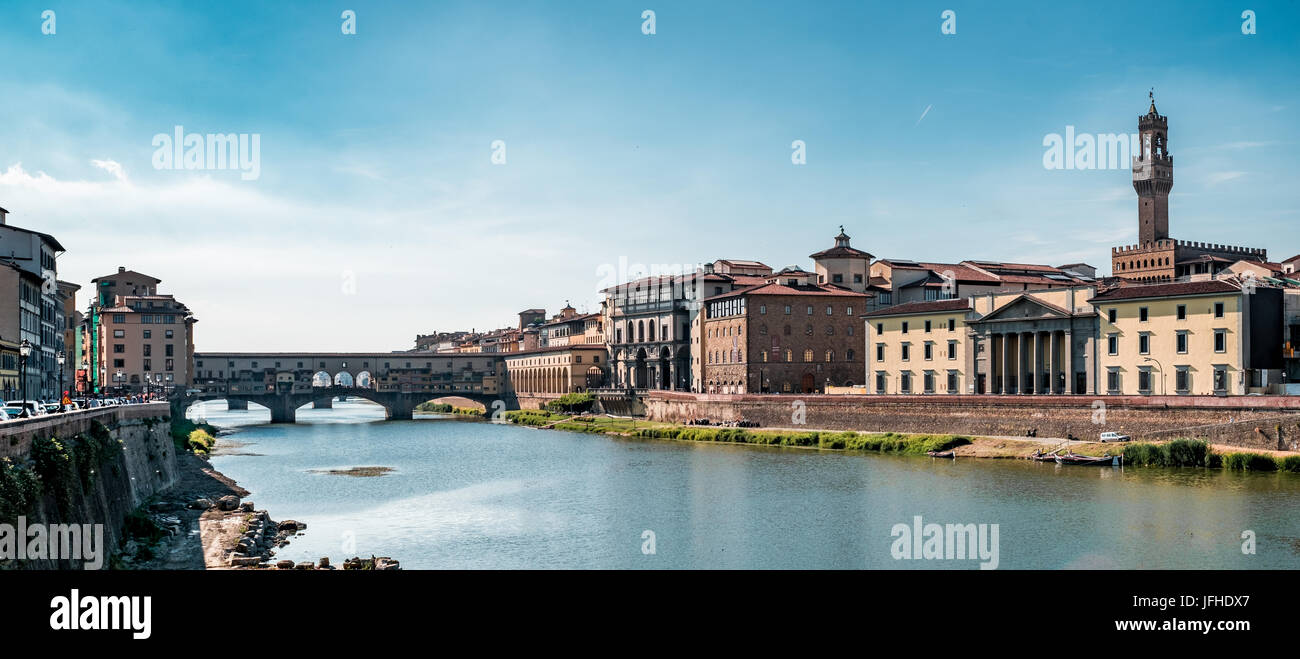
[1028,449,1059,462]
[926,450,956,459]
[1054,452,1119,466]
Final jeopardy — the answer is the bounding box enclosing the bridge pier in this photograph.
[387,397,416,421]
[313,397,333,409]
[227,399,249,411]
[266,396,298,424]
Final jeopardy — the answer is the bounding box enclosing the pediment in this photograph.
[978,296,1070,323]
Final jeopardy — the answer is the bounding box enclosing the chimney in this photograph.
[118,266,126,273]
[0,207,7,225]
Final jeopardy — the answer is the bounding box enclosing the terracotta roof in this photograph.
[809,245,873,259]
[704,283,869,301]
[1088,280,1240,302]
[1281,254,1300,265]
[861,299,971,318]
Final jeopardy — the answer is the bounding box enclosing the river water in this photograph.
[195,399,1300,569]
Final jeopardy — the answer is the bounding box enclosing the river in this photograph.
[194,399,1300,569]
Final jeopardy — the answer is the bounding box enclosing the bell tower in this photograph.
[1133,91,1173,244]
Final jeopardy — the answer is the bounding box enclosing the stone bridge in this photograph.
[187,351,515,423]
[181,386,504,423]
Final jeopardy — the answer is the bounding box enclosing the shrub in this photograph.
[0,457,42,523]
[1221,452,1279,472]
[545,393,596,414]
[1278,456,1300,473]
[187,429,216,454]
[416,402,453,413]
[1123,439,1212,467]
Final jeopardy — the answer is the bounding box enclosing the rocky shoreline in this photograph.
[121,429,400,570]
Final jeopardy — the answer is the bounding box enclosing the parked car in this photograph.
[43,403,61,414]
[1099,431,1131,443]
[0,408,11,421]
[5,400,46,417]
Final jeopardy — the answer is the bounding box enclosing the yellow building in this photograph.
[1090,279,1283,395]
[863,299,973,394]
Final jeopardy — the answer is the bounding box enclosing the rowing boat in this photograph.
[1054,452,1119,466]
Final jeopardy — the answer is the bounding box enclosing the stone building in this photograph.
[1111,95,1268,282]
[700,267,868,393]
[84,267,197,395]
[0,208,66,400]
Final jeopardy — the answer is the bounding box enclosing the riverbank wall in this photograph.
[645,392,1300,452]
[0,403,178,569]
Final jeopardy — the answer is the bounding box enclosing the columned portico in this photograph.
[967,290,1097,397]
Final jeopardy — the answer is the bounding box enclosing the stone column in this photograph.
[1001,332,1010,394]
[1049,331,1058,394]
[1064,330,1074,394]
[1014,332,1024,395]
[1030,331,1039,394]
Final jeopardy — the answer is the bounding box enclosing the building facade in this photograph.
[84,267,197,395]
[0,208,66,400]
[1091,280,1283,395]
[503,344,608,396]
[700,268,868,393]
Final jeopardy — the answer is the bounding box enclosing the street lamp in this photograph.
[56,351,65,411]
[1142,357,1165,395]
[114,370,123,396]
[18,339,31,415]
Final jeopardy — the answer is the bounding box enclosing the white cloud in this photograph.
[1206,171,1246,185]
[90,159,128,181]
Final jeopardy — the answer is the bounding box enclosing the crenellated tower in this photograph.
[1132,91,1173,245]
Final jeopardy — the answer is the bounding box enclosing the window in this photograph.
[1176,305,1186,320]
[875,372,887,393]
[825,305,833,315]
[832,274,843,283]
[924,320,932,333]
[854,274,863,283]
[825,350,834,362]
[1176,331,1188,354]
[846,306,853,315]
[847,325,854,336]
[760,350,768,362]
[114,314,125,323]
[1138,368,1152,393]
[759,305,766,314]
[900,372,912,393]
[1139,307,1149,322]
[803,349,814,362]
[143,359,151,371]
[923,372,935,394]
[902,321,909,334]
[1107,334,1118,356]
[143,344,152,356]
[1214,302,1224,318]
[846,349,854,361]
[784,349,792,362]
[1107,369,1120,393]
[1175,367,1189,393]
[901,344,911,361]
[113,344,125,353]
[876,344,885,362]
[1214,329,1226,353]
[948,318,955,332]
[825,325,834,335]
[876,323,884,334]
[805,324,813,336]
[947,340,957,360]
[1138,333,1150,355]
[784,305,792,315]
[113,329,124,338]
[806,306,813,316]
[923,343,933,360]
[1107,309,1117,323]
[946,371,958,393]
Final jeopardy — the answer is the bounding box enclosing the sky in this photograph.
[0,0,1296,351]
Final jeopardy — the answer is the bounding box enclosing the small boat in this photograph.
[926,450,956,459]
[1028,449,1059,462]
[1055,452,1119,466]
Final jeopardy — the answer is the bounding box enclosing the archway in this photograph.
[334,371,354,387]
[356,370,373,388]
[634,348,648,388]
[312,371,331,387]
[658,347,671,390]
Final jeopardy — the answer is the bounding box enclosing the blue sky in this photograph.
[1,1,1296,350]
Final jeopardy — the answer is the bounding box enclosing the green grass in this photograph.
[632,427,970,453]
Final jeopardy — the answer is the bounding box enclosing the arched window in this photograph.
[803,349,814,362]
[784,349,792,362]
[638,321,645,342]
[648,323,655,341]
[825,350,834,362]
[846,349,855,361]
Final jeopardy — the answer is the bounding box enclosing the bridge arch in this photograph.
[311,371,331,387]
[333,371,354,387]
[356,370,373,388]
